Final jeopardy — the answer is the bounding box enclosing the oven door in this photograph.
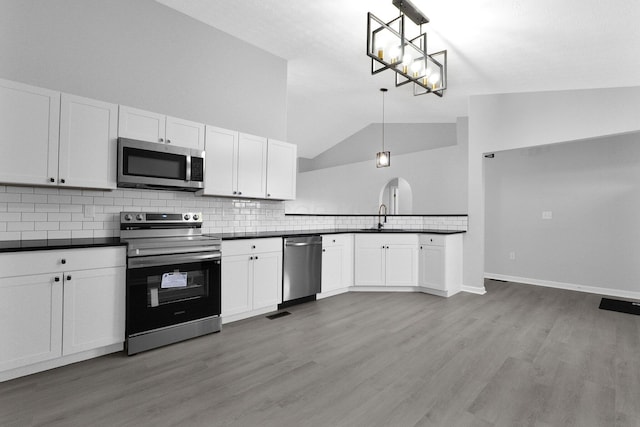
[126,252,221,336]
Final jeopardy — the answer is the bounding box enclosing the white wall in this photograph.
[467,86,640,294]
[288,118,468,214]
[0,0,287,140]
[485,132,640,297]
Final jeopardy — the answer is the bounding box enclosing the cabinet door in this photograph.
[420,245,445,290]
[203,126,238,196]
[252,251,281,310]
[118,105,166,143]
[0,274,62,371]
[62,267,125,356]
[59,94,117,189]
[266,139,297,200]
[0,78,60,186]
[354,236,385,286]
[385,244,418,286]
[166,116,205,150]
[237,133,267,198]
[221,255,252,317]
[321,244,343,293]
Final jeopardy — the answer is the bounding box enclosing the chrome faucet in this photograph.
[377,203,388,230]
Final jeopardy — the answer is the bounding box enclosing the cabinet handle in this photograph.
[167,139,171,144]
[332,240,336,243]
[249,256,253,260]
[255,256,259,260]
[66,275,72,281]
[60,179,65,184]
[159,138,164,142]
[386,246,389,249]
[381,245,385,249]
[61,259,66,264]
[252,245,256,249]
[49,177,55,183]
[238,191,242,195]
[54,277,60,282]
[420,246,423,250]
[233,191,237,195]
[322,249,326,252]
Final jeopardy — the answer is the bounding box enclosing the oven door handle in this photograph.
[128,252,221,269]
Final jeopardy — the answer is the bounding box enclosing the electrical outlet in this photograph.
[542,211,553,220]
[509,251,516,260]
[84,204,95,218]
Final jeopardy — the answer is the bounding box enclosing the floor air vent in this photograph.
[599,298,640,316]
[266,311,291,320]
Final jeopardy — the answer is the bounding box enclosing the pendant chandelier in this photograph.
[376,88,390,168]
[367,0,447,97]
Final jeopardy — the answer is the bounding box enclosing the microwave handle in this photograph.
[186,155,192,182]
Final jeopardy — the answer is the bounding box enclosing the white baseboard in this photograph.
[0,343,123,383]
[461,285,487,295]
[317,287,349,299]
[221,305,278,325]
[484,272,640,300]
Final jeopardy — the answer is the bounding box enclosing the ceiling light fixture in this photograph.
[367,0,447,97]
[376,88,390,168]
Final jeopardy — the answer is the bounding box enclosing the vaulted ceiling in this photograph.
[155,0,640,158]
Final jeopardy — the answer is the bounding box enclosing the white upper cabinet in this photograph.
[237,133,267,199]
[118,105,165,143]
[203,126,296,200]
[202,127,268,199]
[0,79,116,189]
[165,116,205,150]
[118,105,204,150]
[0,78,60,186]
[59,94,118,189]
[203,125,238,196]
[266,139,297,200]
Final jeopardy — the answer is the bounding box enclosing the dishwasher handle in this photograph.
[285,241,322,247]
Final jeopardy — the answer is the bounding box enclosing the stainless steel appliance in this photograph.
[121,211,221,355]
[117,138,204,191]
[281,235,322,307]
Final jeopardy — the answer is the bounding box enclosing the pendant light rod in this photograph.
[381,87,387,152]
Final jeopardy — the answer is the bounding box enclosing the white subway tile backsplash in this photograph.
[21,194,48,203]
[47,195,71,204]
[8,222,34,232]
[0,186,467,240]
[22,212,47,222]
[48,230,71,239]
[8,203,34,213]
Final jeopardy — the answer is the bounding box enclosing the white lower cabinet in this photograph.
[0,247,126,382]
[354,234,419,288]
[418,234,463,297]
[320,234,353,297]
[62,266,125,356]
[221,238,282,323]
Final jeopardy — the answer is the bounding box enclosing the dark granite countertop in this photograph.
[214,228,466,240]
[0,237,126,253]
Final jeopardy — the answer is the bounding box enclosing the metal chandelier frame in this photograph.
[367,0,447,97]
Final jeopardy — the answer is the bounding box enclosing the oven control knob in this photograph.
[184,214,191,220]
[124,214,133,221]
[136,214,144,221]
[193,214,199,220]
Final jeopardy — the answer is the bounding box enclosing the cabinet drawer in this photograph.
[222,238,282,256]
[0,247,126,278]
[322,234,352,247]
[420,234,446,247]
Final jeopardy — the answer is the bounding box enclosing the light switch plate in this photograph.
[542,211,553,220]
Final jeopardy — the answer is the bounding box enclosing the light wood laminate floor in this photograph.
[1,280,640,427]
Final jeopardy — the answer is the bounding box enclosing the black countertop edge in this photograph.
[284,213,468,217]
[214,229,467,240]
[0,237,126,253]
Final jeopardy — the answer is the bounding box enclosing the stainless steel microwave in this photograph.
[117,138,204,191]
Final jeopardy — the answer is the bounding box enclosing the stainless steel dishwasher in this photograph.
[282,235,322,307]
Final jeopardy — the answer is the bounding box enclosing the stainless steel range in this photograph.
[120,212,221,355]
